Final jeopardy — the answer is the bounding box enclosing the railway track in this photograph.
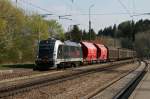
[87,61,147,99]
[0,60,134,83]
[114,61,148,99]
[0,60,136,98]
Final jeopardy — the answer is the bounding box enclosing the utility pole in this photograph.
[16,0,18,7]
[59,15,72,40]
[89,4,94,41]
[38,14,53,40]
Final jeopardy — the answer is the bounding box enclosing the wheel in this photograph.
[74,63,77,67]
[57,64,62,69]
[71,63,76,68]
[33,65,38,71]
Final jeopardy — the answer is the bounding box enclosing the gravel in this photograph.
[0,68,41,81]
[7,62,139,99]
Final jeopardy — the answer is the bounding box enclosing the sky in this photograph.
[11,0,150,33]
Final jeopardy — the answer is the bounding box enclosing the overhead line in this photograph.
[132,0,136,15]
[18,0,74,20]
[64,12,142,16]
[117,0,132,17]
[19,0,56,16]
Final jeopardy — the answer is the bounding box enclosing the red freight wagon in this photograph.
[80,42,97,64]
[94,43,108,62]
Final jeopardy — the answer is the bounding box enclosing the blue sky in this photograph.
[11,0,150,33]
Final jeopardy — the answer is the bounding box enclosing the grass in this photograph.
[0,64,35,69]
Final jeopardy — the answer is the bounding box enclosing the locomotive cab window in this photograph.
[57,45,63,59]
[38,40,55,59]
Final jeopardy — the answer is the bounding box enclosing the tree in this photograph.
[97,29,103,36]
[68,25,82,42]
[82,30,89,40]
[117,21,133,39]
[97,26,114,37]
[90,29,96,40]
[112,24,117,38]
[135,31,150,58]
[0,0,65,64]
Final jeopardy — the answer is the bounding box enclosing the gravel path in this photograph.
[7,62,139,99]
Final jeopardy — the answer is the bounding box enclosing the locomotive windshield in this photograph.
[38,40,55,59]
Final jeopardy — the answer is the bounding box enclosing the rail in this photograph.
[0,60,135,98]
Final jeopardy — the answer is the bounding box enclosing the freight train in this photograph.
[35,38,136,70]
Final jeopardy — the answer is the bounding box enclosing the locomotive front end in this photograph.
[35,38,59,70]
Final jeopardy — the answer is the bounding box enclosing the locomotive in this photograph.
[35,38,136,70]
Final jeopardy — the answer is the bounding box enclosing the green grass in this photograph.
[0,64,35,69]
[0,65,9,69]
